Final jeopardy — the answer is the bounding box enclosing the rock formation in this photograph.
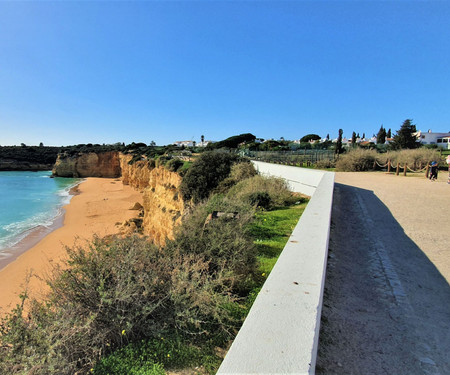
[119,154,184,246]
[52,151,121,178]
[53,151,184,247]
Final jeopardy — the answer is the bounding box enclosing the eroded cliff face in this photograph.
[53,152,184,246]
[120,154,184,246]
[53,152,121,178]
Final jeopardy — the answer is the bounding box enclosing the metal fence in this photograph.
[242,150,336,166]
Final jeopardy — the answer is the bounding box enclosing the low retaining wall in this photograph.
[217,162,335,375]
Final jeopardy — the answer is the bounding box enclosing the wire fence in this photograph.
[243,150,336,166]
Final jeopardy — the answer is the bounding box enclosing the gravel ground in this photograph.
[316,171,450,375]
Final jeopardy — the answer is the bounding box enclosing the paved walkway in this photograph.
[316,172,450,375]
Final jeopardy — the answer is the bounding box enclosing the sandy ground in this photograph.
[316,171,450,374]
[0,178,143,314]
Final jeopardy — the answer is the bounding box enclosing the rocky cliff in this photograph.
[53,151,122,178]
[53,151,184,246]
[119,155,184,246]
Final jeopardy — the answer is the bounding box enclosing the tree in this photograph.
[201,135,205,144]
[300,134,321,143]
[326,134,330,140]
[376,126,386,144]
[351,131,357,146]
[362,133,365,139]
[39,142,44,147]
[180,152,239,203]
[387,128,392,138]
[391,119,418,149]
[335,129,343,155]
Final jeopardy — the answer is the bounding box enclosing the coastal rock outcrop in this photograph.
[52,151,121,178]
[52,151,184,246]
[119,154,184,246]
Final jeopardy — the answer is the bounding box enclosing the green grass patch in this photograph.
[94,334,221,375]
[249,202,307,278]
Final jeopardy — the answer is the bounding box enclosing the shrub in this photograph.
[230,161,257,181]
[314,159,336,169]
[214,161,257,194]
[247,191,271,209]
[0,235,240,373]
[227,175,296,208]
[167,196,257,294]
[383,148,442,170]
[335,149,377,171]
[180,152,239,203]
[165,158,184,172]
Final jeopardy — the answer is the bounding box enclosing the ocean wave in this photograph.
[0,184,78,252]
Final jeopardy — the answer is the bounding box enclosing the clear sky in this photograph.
[1,1,449,146]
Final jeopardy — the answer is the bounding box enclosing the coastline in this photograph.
[0,177,143,314]
[0,180,82,272]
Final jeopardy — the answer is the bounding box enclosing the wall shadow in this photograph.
[316,183,450,374]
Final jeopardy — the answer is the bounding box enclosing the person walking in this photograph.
[429,161,438,181]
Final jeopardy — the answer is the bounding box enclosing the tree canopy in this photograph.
[300,134,321,143]
[391,119,418,149]
[376,126,386,144]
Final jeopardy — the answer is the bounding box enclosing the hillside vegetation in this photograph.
[0,152,307,375]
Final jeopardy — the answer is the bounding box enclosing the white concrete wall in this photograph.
[217,164,335,375]
[252,161,327,197]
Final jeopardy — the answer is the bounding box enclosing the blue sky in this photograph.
[1,1,449,146]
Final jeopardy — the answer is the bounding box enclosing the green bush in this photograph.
[0,235,239,374]
[335,149,377,171]
[165,158,184,172]
[227,175,296,208]
[247,191,271,209]
[167,196,257,294]
[180,152,239,203]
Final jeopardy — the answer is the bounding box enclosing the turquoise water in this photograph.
[0,171,80,252]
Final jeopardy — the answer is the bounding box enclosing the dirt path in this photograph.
[316,171,450,375]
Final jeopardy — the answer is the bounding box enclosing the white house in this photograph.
[415,130,450,149]
[173,140,194,147]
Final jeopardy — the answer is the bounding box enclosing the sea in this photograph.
[0,171,80,256]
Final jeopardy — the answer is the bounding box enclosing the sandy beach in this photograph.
[0,178,143,314]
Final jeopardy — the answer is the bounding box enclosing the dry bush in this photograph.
[335,149,378,171]
[314,159,336,169]
[382,148,442,169]
[229,161,257,181]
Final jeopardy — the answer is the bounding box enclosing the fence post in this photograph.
[426,164,430,179]
[387,159,391,173]
[403,163,407,176]
[396,163,400,176]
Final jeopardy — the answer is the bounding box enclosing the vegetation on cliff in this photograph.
[0,152,307,374]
